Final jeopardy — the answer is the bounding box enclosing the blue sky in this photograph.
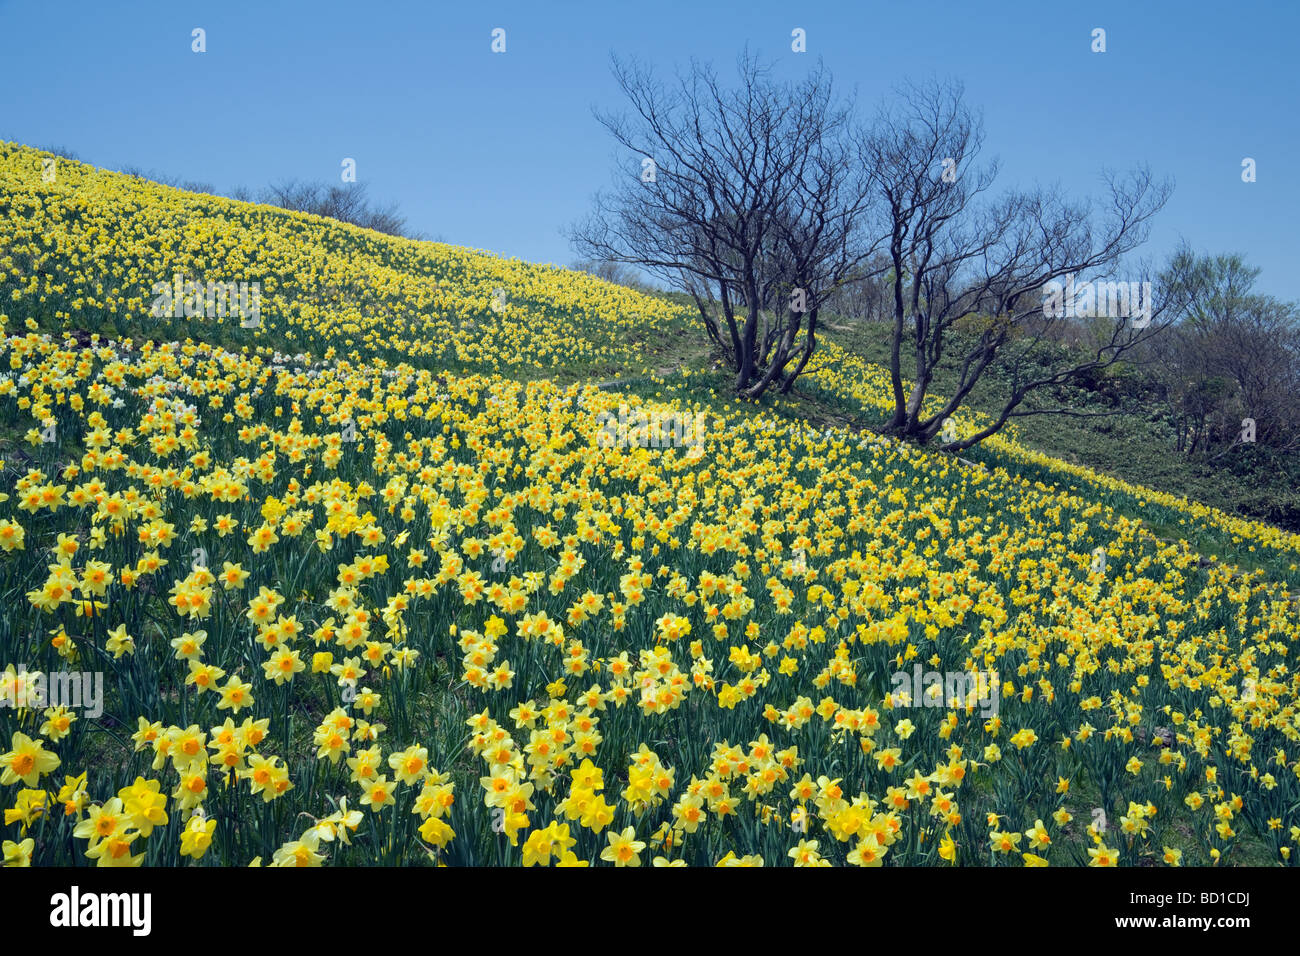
[2,0,1296,299]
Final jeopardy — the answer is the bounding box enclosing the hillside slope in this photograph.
[2,144,1298,868]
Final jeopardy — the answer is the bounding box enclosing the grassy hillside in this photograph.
[2,143,1299,868]
[0,142,688,377]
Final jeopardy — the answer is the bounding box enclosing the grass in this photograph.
[3,148,1297,867]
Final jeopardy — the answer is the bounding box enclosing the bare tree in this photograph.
[862,78,1176,449]
[38,145,81,161]
[570,258,654,292]
[119,165,216,195]
[821,255,892,322]
[1152,248,1300,458]
[569,51,884,398]
[259,180,408,237]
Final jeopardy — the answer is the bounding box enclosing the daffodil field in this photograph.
[3,143,1300,868]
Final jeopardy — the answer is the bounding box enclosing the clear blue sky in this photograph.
[2,0,1296,299]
